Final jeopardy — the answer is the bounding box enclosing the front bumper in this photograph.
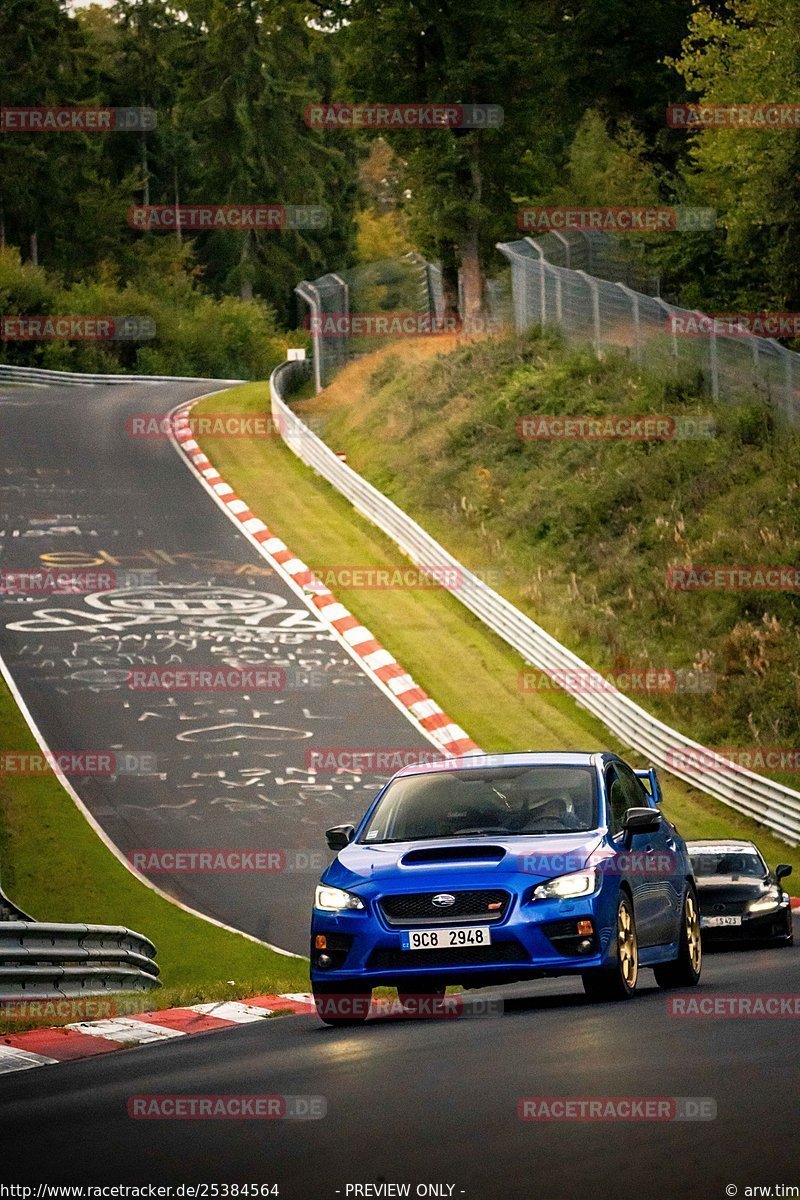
[310,890,618,986]
[700,904,792,941]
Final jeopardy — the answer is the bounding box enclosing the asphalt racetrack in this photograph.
[1,382,798,1200]
[0,927,797,1197]
[0,381,436,952]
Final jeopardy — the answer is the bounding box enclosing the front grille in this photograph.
[379,889,511,927]
[701,900,747,916]
[367,939,528,970]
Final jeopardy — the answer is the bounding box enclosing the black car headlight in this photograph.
[747,888,786,915]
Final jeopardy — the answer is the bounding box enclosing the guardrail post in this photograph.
[652,299,680,377]
[294,281,323,394]
[783,347,792,424]
[575,270,601,355]
[551,231,571,270]
[751,331,761,398]
[576,230,594,272]
[331,272,349,376]
[615,282,641,365]
[552,266,563,323]
[523,237,547,329]
[706,311,720,403]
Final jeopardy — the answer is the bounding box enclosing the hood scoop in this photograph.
[401,845,507,866]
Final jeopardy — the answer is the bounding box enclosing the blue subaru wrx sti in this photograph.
[310,752,702,1024]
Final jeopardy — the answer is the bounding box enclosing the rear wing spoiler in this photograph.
[634,767,663,805]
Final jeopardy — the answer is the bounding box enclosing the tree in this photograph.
[323,0,565,318]
[315,0,693,319]
[170,0,358,315]
[0,0,101,267]
[667,0,800,312]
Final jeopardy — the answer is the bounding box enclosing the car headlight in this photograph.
[314,884,365,912]
[748,889,784,914]
[532,868,598,901]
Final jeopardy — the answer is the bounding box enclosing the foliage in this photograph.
[307,330,800,763]
[665,0,800,316]
[0,243,292,377]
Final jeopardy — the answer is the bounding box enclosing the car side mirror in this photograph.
[326,824,355,852]
[776,863,793,881]
[622,807,661,835]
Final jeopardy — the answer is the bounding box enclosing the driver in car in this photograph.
[521,793,587,832]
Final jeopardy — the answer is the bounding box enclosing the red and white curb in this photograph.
[169,401,481,759]
[0,993,316,1074]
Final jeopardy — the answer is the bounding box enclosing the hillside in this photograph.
[294,331,800,785]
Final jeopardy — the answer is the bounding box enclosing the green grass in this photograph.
[191,376,800,889]
[295,333,800,782]
[0,674,309,1032]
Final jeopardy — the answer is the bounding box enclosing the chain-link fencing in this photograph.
[497,230,799,426]
[295,253,445,391]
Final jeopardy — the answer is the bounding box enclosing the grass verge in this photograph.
[297,334,800,780]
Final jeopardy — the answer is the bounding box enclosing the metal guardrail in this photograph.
[0,364,245,387]
[0,878,159,997]
[0,921,160,999]
[270,357,800,845]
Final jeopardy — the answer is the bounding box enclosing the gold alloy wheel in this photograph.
[619,901,638,989]
[686,891,702,975]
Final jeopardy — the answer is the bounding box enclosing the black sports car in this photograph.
[687,839,794,945]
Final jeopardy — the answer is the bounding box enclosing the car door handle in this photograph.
[665,837,678,851]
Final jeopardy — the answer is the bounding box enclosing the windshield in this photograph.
[690,848,766,878]
[360,765,598,844]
